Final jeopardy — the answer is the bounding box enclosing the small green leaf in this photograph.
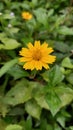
[48,9,54,17]
[0,32,6,40]
[54,123,62,130]
[8,27,19,33]
[58,26,73,35]
[31,0,38,6]
[3,14,15,19]
[34,8,48,26]
[54,42,70,53]
[20,2,30,9]
[46,91,61,116]
[0,2,4,11]
[40,119,47,130]
[69,126,73,130]
[1,38,21,50]
[42,65,64,86]
[25,99,41,119]
[55,15,66,27]
[0,119,7,130]
[0,97,8,117]
[62,57,73,69]
[4,80,33,106]
[66,73,73,85]
[35,95,50,110]
[7,65,29,80]
[25,116,32,130]
[0,44,4,49]
[5,124,22,130]
[0,58,18,77]
[57,116,65,128]
[55,86,73,107]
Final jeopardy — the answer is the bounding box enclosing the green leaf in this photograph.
[20,2,30,9]
[0,2,4,11]
[61,57,73,69]
[31,0,38,6]
[5,124,22,130]
[66,73,73,85]
[57,116,65,128]
[47,124,53,130]
[42,65,64,86]
[47,9,54,17]
[7,65,29,80]
[33,8,48,26]
[54,123,62,130]
[55,86,73,107]
[35,95,50,110]
[25,116,32,130]
[40,119,47,130]
[8,107,24,116]
[0,33,21,49]
[54,42,70,53]
[0,96,9,117]
[69,126,73,130]
[4,80,33,106]
[55,15,66,27]
[46,91,61,116]
[3,13,15,19]
[1,38,21,50]
[0,44,4,49]
[25,99,41,119]
[30,82,50,110]
[0,119,7,130]
[0,58,18,77]
[58,26,73,35]
[0,32,6,40]
[7,27,19,33]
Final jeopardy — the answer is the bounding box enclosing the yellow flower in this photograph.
[19,41,56,70]
[22,11,32,20]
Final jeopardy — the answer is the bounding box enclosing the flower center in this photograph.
[32,50,42,61]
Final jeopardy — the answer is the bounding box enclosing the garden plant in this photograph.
[0,0,73,130]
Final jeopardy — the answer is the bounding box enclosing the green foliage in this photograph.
[0,0,73,130]
[0,33,21,50]
[0,58,18,77]
[5,124,22,130]
[62,57,73,69]
[42,65,64,86]
[4,79,35,106]
[57,26,73,35]
[25,99,41,119]
[46,90,61,116]
[33,8,48,27]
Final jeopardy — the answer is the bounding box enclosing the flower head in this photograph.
[19,41,56,70]
[8,23,12,28]
[10,12,15,17]
[22,11,32,20]
[0,12,2,15]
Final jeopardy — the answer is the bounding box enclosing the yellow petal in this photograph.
[41,55,56,64]
[41,42,48,49]
[19,57,32,62]
[34,61,42,70]
[41,47,54,54]
[19,48,32,57]
[23,60,35,70]
[42,62,50,69]
[47,48,54,54]
[27,42,34,50]
[34,41,41,49]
